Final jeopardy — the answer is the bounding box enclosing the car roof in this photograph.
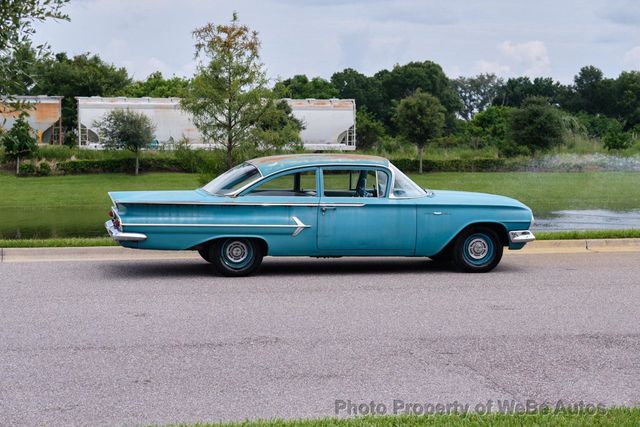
[247,154,390,176]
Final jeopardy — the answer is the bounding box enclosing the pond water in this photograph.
[533,209,640,231]
[0,207,107,240]
[1,207,640,240]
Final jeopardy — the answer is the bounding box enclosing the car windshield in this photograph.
[390,164,427,198]
[201,163,261,196]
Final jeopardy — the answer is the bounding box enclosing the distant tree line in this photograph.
[3,6,639,163]
[274,64,640,155]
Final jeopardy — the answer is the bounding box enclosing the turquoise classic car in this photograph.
[106,154,535,276]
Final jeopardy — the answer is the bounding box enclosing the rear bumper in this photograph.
[509,230,536,243]
[105,220,147,242]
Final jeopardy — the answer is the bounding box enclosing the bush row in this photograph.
[17,156,529,176]
[392,158,527,172]
[57,157,185,174]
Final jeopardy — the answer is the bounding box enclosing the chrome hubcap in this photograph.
[225,241,248,263]
[467,238,489,259]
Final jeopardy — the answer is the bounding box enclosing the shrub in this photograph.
[2,113,38,174]
[510,97,564,154]
[603,130,633,150]
[37,162,52,176]
[18,162,37,176]
[469,105,514,148]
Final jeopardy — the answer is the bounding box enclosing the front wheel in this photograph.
[209,238,264,277]
[452,227,503,272]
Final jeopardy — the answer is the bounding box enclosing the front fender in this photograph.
[415,205,533,256]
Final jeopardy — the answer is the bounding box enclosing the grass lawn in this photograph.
[414,171,640,214]
[0,171,638,240]
[168,408,640,427]
[0,172,200,209]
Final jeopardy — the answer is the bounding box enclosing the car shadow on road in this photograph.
[98,257,473,280]
[258,257,453,276]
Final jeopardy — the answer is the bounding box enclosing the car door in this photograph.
[317,167,416,254]
[237,167,320,256]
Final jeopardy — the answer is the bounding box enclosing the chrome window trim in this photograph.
[317,165,392,198]
[238,166,320,197]
[228,162,392,198]
[102,201,365,207]
[387,163,428,199]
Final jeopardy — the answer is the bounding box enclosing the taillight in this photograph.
[108,209,114,218]
[113,218,121,229]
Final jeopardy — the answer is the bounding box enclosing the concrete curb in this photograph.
[1,238,639,262]
[1,246,197,263]
[510,238,640,254]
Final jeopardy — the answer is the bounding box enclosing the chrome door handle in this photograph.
[432,211,443,215]
[321,206,337,215]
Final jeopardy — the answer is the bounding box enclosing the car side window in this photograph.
[376,170,388,197]
[246,170,317,197]
[323,169,387,197]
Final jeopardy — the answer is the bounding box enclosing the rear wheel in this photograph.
[452,227,503,272]
[209,238,264,277]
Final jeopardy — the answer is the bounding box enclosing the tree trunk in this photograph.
[418,145,424,174]
[135,155,139,176]
[226,138,233,170]
[16,157,20,175]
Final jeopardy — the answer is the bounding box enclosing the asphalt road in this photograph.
[1,251,640,425]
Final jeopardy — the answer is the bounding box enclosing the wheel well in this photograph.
[192,237,269,255]
[461,222,509,246]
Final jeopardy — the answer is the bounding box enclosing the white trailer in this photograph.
[76,97,356,150]
[0,96,63,144]
[283,98,356,151]
[76,97,203,148]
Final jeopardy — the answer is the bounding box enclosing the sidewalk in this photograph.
[1,239,639,263]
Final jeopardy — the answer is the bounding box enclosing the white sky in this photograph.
[32,0,640,84]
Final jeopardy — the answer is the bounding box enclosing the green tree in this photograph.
[393,89,446,173]
[249,100,303,153]
[273,74,338,99]
[1,113,37,174]
[30,52,131,138]
[120,71,189,98]
[575,113,623,138]
[494,77,567,107]
[565,66,609,114]
[331,68,385,120]
[0,0,69,97]
[355,108,386,150]
[180,13,271,169]
[94,109,155,175]
[468,105,514,147]
[611,71,640,129]
[510,97,564,154]
[374,61,461,132]
[454,74,504,120]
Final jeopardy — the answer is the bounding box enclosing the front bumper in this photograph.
[509,230,536,243]
[105,220,147,242]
